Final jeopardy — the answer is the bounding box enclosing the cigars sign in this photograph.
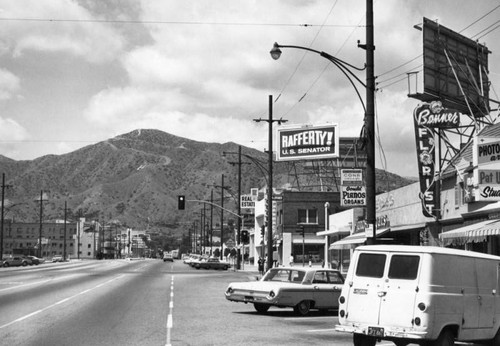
[413,101,461,217]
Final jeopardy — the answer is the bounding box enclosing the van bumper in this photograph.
[335,324,427,340]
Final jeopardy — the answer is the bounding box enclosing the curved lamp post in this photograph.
[269,0,376,244]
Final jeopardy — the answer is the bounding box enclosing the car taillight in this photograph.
[226,287,233,294]
[339,296,345,304]
[269,290,275,298]
[417,302,426,311]
[339,310,345,318]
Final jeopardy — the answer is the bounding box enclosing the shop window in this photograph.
[298,209,318,224]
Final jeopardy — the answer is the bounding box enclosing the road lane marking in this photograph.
[166,275,174,346]
[0,274,125,330]
[0,274,81,293]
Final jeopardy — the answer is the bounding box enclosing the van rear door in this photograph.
[378,254,421,328]
[344,252,387,326]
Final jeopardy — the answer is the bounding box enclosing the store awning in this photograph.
[329,228,390,250]
[439,219,500,246]
[390,222,427,233]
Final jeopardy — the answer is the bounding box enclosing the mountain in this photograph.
[0,129,415,230]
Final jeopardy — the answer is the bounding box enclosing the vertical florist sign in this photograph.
[413,101,460,218]
[341,169,366,207]
[276,124,339,161]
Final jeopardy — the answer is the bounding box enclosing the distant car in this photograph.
[189,254,207,267]
[3,256,31,267]
[196,257,230,270]
[225,267,344,316]
[163,253,174,262]
[52,255,63,262]
[25,255,45,265]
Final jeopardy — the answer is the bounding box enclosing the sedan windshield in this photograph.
[262,269,306,283]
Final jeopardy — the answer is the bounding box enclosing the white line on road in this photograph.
[0,274,125,330]
[166,275,174,346]
[0,274,81,292]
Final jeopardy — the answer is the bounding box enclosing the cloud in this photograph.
[0,68,20,100]
[0,117,29,158]
[1,0,126,63]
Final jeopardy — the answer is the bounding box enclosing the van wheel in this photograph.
[353,333,376,346]
[293,300,311,316]
[432,329,454,346]
[253,303,270,313]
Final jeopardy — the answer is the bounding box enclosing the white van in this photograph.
[336,245,500,346]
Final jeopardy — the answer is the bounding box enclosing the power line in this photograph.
[0,16,362,28]
[459,3,500,33]
[274,0,341,105]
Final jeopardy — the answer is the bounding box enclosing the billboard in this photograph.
[422,17,490,116]
[276,124,339,161]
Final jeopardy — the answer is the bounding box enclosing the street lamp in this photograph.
[269,0,376,243]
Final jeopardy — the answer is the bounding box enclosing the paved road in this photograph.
[0,259,483,346]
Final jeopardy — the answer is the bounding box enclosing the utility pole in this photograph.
[237,146,242,269]
[210,190,213,255]
[64,201,67,261]
[220,174,224,260]
[364,0,376,243]
[0,173,11,259]
[37,190,47,258]
[223,146,251,269]
[253,95,287,271]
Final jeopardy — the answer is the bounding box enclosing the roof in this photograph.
[355,244,500,260]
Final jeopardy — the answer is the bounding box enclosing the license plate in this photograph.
[367,327,384,337]
[244,296,254,301]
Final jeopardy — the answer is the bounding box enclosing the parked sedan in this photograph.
[26,255,45,265]
[225,267,344,316]
[52,255,63,262]
[2,256,32,267]
[196,257,230,270]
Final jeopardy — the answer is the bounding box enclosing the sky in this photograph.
[0,0,499,178]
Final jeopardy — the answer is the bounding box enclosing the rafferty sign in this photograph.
[276,124,339,161]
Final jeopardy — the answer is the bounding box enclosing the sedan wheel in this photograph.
[293,300,311,316]
[253,303,270,314]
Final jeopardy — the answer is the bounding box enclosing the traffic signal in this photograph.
[178,195,185,210]
[260,225,265,238]
[241,230,249,244]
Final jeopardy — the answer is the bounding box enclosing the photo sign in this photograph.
[341,169,366,207]
[276,124,339,161]
[474,137,500,201]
